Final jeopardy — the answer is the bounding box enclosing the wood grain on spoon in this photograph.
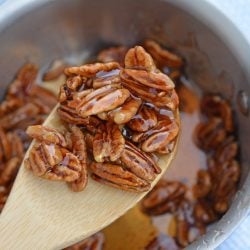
[0,104,179,250]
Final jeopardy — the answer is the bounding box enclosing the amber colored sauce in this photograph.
[103,82,205,250]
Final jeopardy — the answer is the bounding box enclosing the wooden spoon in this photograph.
[0,104,179,250]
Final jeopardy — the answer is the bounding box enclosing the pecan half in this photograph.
[66,76,85,91]
[64,62,120,77]
[7,63,38,98]
[214,136,238,163]
[59,76,84,103]
[194,200,217,224]
[141,180,187,215]
[177,83,200,114]
[76,85,130,117]
[174,201,206,247]
[120,141,160,181]
[109,96,142,124]
[176,218,189,247]
[124,46,156,71]
[211,160,240,214]
[98,46,128,66]
[64,232,105,250]
[0,126,12,161]
[0,157,20,185]
[121,68,175,92]
[0,103,40,130]
[26,125,67,147]
[68,126,88,192]
[201,95,233,132]
[7,132,24,159]
[90,162,150,192]
[93,74,121,89]
[25,142,81,182]
[141,119,179,153]
[0,98,23,118]
[194,118,226,151]
[28,85,57,112]
[58,104,93,125]
[128,106,158,132]
[93,122,125,162]
[121,69,178,109]
[192,170,211,199]
[144,40,183,68]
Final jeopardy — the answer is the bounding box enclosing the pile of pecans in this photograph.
[25,44,180,192]
[0,40,241,250]
[194,95,240,214]
[141,94,240,248]
[0,64,57,212]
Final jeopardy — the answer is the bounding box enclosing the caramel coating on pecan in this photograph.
[76,85,130,118]
[64,62,120,77]
[26,125,67,147]
[120,141,160,182]
[90,162,150,192]
[58,105,93,125]
[141,119,179,153]
[121,69,178,110]
[125,46,156,71]
[144,40,183,68]
[93,74,121,89]
[93,122,125,162]
[109,97,142,124]
[128,106,158,132]
[122,69,175,91]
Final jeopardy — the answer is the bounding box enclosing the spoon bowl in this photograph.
[0,103,179,250]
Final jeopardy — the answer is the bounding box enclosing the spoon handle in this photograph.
[0,167,42,249]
